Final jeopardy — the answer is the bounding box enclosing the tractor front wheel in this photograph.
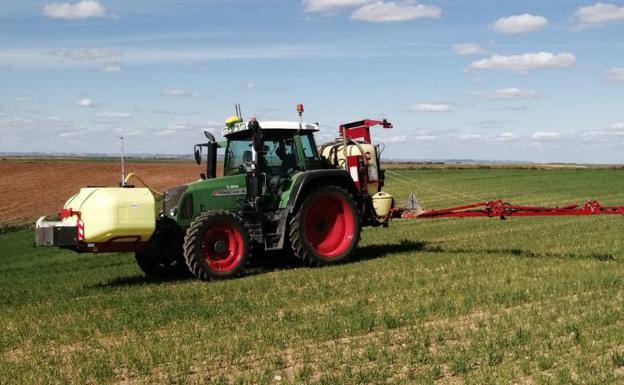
[183,211,251,280]
[135,217,188,279]
[290,186,360,266]
[135,250,188,279]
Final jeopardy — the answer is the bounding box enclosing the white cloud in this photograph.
[96,112,132,119]
[414,135,438,141]
[453,43,485,56]
[48,48,122,62]
[468,52,576,73]
[474,120,506,128]
[43,0,106,20]
[161,89,200,98]
[59,131,80,138]
[408,103,451,112]
[155,129,176,137]
[77,98,93,107]
[580,123,624,142]
[497,132,518,141]
[246,82,255,89]
[493,14,548,34]
[474,87,540,101]
[531,132,560,141]
[385,135,408,143]
[607,67,624,82]
[4,43,449,69]
[459,133,484,141]
[351,1,442,22]
[15,95,33,102]
[573,3,624,27]
[611,122,624,130]
[167,121,221,132]
[153,110,202,116]
[303,0,371,12]
[102,63,122,73]
[169,122,202,131]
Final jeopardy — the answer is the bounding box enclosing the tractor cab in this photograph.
[221,120,322,179]
[223,121,324,213]
[179,119,326,228]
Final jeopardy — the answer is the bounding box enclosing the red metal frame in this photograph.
[340,119,392,144]
[346,155,361,191]
[396,199,624,219]
[60,208,84,241]
[74,237,150,253]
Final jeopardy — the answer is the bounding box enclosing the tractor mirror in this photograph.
[204,130,216,143]
[194,146,202,165]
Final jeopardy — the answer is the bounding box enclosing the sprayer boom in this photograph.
[397,199,624,220]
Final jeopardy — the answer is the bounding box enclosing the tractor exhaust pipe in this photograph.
[204,131,217,179]
[119,136,126,187]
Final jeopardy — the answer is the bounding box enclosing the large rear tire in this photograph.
[183,211,251,280]
[290,186,360,266]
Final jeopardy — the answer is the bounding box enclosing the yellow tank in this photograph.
[320,142,380,195]
[372,191,394,218]
[62,187,157,243]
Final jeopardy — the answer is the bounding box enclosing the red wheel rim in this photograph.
[303,192,355,258]
[201,221,244,273]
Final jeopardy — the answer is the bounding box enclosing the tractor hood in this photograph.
[164,174,248,227]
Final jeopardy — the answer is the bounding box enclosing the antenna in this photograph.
[235,103,242,119]
[120,136,126,187]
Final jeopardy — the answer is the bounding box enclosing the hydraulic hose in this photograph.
[123,173,164,199]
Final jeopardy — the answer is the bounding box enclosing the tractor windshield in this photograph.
[224,138,253,176]
[224,131,300,177]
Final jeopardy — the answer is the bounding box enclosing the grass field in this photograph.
[2,168,624,384]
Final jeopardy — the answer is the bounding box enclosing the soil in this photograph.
[0,158,206,226]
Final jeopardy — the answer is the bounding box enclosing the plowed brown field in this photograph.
[0,158,204,226]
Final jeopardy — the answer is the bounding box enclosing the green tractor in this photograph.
[35,106,396,280]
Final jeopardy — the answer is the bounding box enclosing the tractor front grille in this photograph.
[179,195,194,220]
[163,185,188,216]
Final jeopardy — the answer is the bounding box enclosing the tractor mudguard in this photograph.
[268,169,357,251]
[286,169,358,212]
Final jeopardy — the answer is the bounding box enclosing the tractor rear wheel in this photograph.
[183,211,251,280]
[290,186,360,266]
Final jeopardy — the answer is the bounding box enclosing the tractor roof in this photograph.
[223,120,319,137]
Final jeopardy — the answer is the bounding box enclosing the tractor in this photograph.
[35,105,397,280]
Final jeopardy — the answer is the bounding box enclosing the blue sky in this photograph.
[1,0,623,162]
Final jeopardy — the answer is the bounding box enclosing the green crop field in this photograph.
[2,168,624,384]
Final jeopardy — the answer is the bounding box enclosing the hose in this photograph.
[323,139,369,170]
[123,173,164,199]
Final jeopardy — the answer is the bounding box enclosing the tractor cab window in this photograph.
[224,138,253,176]
[300,132,320,161]
[263,135,297,177]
